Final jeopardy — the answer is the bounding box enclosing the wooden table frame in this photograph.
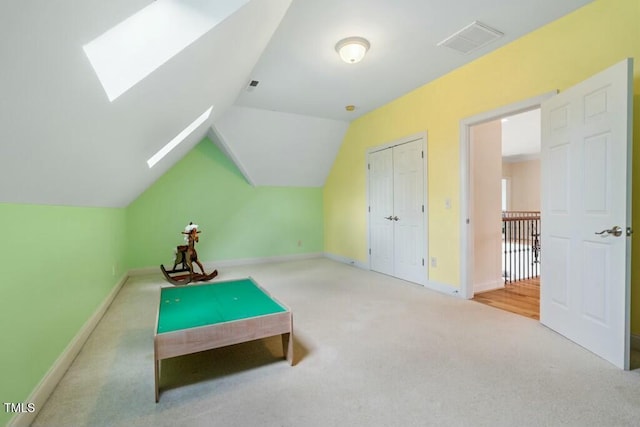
[154,278,294,402]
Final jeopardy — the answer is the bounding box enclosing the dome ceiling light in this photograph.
[335,36,370,64]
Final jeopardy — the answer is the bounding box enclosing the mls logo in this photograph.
[3,403,35,413]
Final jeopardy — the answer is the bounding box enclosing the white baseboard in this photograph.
[323,252,463,298]
[632,334,640,351]
[127,265,162,277]
[128,252,324,277]
[424,280,465,298]
[323,252,369,270]
[472,279,505,294]
[9,274,128,427]
[208,252,323,269]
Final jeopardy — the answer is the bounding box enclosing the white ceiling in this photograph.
[234,0,595,121]
[501,109,541,162]
[0,0,292,207]
[212,106,348,186]
[0,0,593,207]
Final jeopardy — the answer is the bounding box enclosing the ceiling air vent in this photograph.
[437,21,503,54]
[246,80,260,92]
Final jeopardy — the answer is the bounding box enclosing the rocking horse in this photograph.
[160,222,218,286]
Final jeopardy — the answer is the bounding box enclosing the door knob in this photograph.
[384,216,393,220]
[393,216,399,221]
[595,226,623,237]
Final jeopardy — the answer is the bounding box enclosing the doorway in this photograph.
[368,134,427,285]
[461,60,633,370]
[468,108,542,319]
[459,92,555,301]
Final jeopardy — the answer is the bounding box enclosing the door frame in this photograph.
[459,92,556,299]
[366,132,428,285]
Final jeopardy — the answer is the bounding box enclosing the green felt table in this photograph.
[153,277,294,402]
[157,278,287,333]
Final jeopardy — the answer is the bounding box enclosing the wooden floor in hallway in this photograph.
[473,277,540,320]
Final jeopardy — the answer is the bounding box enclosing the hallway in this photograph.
[473,278,540,320]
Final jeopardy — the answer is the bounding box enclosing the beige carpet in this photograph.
[31,258,640,426]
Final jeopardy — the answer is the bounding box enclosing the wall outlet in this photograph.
[430,257,437,267]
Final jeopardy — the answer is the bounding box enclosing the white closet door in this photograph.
[393,140,425,283]
[369,139,425,284]
[369,148,394,275]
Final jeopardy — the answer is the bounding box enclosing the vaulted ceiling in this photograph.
[0,0,593,208]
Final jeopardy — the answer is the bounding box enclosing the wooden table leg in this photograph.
[154,359,160,403]
[282,316,294,365]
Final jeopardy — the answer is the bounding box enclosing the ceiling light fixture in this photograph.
[335,37,370,64]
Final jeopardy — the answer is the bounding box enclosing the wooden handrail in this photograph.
[503,215,540,222]
[502,211,540,221]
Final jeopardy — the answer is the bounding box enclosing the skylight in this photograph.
[147,106,213,168]
[83,0,249,101]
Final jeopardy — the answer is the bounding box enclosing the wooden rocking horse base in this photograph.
[160,264,218,286]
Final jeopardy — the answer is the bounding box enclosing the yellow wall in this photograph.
[323,0,640,332]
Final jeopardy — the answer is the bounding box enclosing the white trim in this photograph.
[364,148,372,271]
[324,248,462,297]
[631,334,640,351]
[8,274,128,427]
[472,279,505,294]
[128,252,325,277]
[423,280,464,298]
[323,252,369,270]
[208,252,323,268]
[366,131,427,155]
[325,251,461,297]
[459,91,556,300]
[127,265,165,277]
[365,131,428,285]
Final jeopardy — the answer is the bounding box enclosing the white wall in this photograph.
[471,120,503,293]
[502,159,541,211]
[213,106,349,186]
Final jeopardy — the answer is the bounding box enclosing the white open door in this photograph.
[540,58,633,369]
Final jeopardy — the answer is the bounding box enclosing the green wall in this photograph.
[1,137,323,425]
[5,2,639,424]
[0,203,126,426]
[126,138,323,269]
